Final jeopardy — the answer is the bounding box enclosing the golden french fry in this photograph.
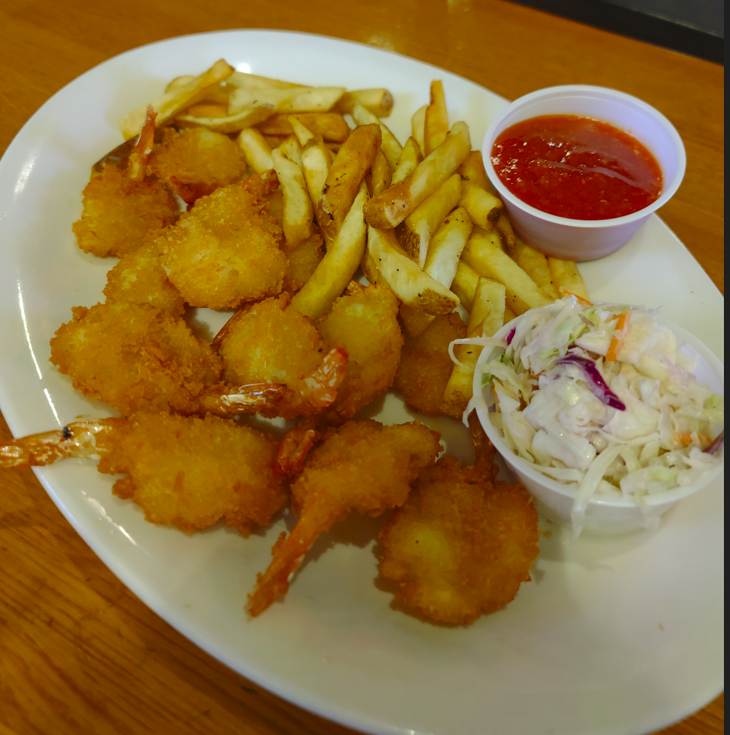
[392,136,423,186]
[227,72,303,90]
[319,123,382,245]
[364,121,471,230]
[237,127,274,173]
[424,80,449,156]
[548,257,591,301]
[399,206,473,336]
[369,150,392,196]
[457,150,492,192]
[451,260,480,311]
[165,76,234,105]
[397,173,462,268]
[367,226,459,315]
[504,305,517,323]
[300,135,332,226]
[337,88,394,117]
[411,104,427,153]
[175,103,275,134]
[272,148,312,251]
[289,117,315,147]
[361,249,383,286]
[185,102,229,118]
[278,134,303,168]
[443,278,507,412]
[459,181,503,231]
[290,187,368,319]
[257,113,351,143]
[462,230,552,315]
[513,239,559,299]
[495,212,517,252]
[350,102,402,169]
[120,59,235,139]
[229,86,346,115]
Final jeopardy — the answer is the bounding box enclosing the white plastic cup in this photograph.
[482,85,686,261]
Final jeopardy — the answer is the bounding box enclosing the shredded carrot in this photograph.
[674,432,712,447]
[559,287,593,307]
[606,310,631,361]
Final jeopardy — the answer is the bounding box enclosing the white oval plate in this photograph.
[0,30,724,735]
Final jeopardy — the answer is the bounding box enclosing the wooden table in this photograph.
[0,1,723,733]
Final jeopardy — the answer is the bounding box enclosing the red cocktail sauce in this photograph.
[491,115,663,220]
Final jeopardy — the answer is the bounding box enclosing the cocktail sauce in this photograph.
[491,115,663,220]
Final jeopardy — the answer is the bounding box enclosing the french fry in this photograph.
[289,117,315,147]
[443,278,507,413]
[364,120,471,230]
[504,304,517,323]
[399,206,473,336]
[451,260,480,311]
[290,187,368,320]
[229,86,346,115]
[175,103,275,134]
[512,239,559,299]
[458,181,503,231]
[228,72,303,90]
[278,134,303,168]
[300,135,332,227]
[548,257,591,301]
[457,150,492,192]
[424,80,449,156]
[120,59,235,139]
[272,148,312,251]
[397,173,462,268]
[165,76,234,105]
[319,123,382,245]
[350,102,402,169]
[237,128,274,173]
[257,113,351,143]
[185,102,229,118]
[336,88,394,117]
[369,150,392,196]
[411,104,427,153]
[462,230,552,315]
[392,137,423,186]
[495,212,516,252]
[367,226,460,315]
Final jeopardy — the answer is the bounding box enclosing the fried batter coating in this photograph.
[379,453,539,626]
[155,179,288,310]
[50,301,222,415]
[103,241,185,316]
[147,127,248,203]
[316,283,403,420]
[247,419,441,616]
[72,164,178,257]
[394,312,466,418]
[282,227,325,296]
[214,295,345,420]
[98,412,287,535]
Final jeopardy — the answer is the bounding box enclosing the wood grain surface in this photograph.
[0,1,723,734]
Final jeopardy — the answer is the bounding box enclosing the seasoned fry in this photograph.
[411,104,427,153]
[229,86,346,115]
[350,102,402,169]
[120,59,235,139]
[451,260,480,311]
[290,187,368,319]
[495,212,516,252]
[459,181,503,231]
[319,123,381,244]
[227,71,303,90]
[175,103,275,135]
[257,112,351,143]
[184,102,229,118]
[367,226,460,315]
[300,135,332,226]
[289,116,315,146]
[336,88,394,117]
[237,127,274,173]
[392,136,423,186]
[462,230,552,315]
[364,121,471,230]
[397,172,462,267]
[513,239,559,299]
[277,134,303,167]
[443,278,507,413]
[457,150,492,192]
[424,80,449,156]
[272,148,312,250]
[369,150,392,196]
[548,257,591,301]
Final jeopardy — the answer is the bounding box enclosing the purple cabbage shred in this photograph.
[705,430,724,455]
[556,353,626,411]
[505,327,516,346]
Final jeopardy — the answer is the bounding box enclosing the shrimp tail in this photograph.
[198,382,288,418]
[274,422,320,476]
[127,105,157,182]
[0,419,121,468]
[299,344,348,413]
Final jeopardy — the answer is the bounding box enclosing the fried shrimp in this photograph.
[50,301,285,417]
[0,413,287,536]
[378,420,539,626]
[103,241,185,316]
[213,295,348,420]
[247,419,441,616]
[155,175,288,310]
[72,164,178,258]
[147,127,248,204]
[394,311,467,418]
[282,227,325,296]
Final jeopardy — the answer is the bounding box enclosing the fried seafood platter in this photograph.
[0,56,607,630]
